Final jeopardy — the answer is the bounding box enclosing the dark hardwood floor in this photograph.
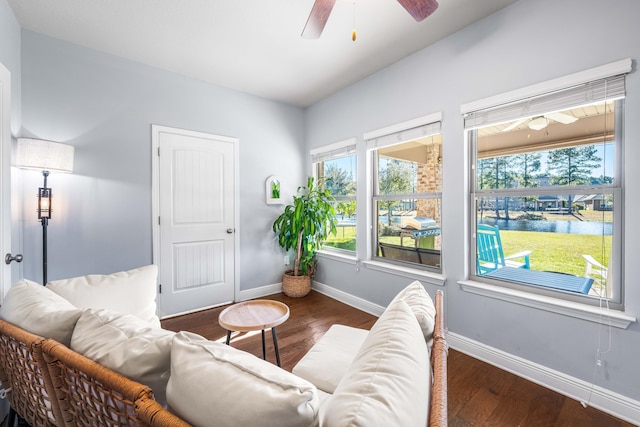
[161,291,634,427]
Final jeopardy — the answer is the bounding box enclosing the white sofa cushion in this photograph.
[390,280,436,345]
[46,265,160,327]
[321,298,430,427]
[292,324,369,393]
[70,308,174,405]
[167,331,319,427]
[0,279,82,346]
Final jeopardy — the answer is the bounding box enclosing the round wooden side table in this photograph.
[218,300,290,367]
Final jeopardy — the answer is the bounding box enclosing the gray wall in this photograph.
[306,0,640,402]
[19,31,305,290]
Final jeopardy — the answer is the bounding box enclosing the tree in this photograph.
[593,175,613,185]
[512,152,542,188]
[378,159,415,226]
[337,200,356,218]
[478,156,515,219]
[512,152,542,210]
[324,163,356,197]
[547,145,602,212]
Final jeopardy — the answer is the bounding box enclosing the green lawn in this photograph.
[324,225,610,277]
[499,230,610,277]
[325,226,356,251]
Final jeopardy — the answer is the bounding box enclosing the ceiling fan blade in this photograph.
[301,0,337,39]
[545,111,578,124]
[397,0,439,22]
[502,118,528,132]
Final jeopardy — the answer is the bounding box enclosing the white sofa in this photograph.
[0,266,447,427]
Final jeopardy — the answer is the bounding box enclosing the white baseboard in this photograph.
[312,280,385,317]
[236,280,385,316]
[238,283,283,301]
[448,332,640,426]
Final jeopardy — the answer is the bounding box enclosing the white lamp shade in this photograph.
[15,138,74,173]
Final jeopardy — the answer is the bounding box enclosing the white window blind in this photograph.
[464,75,626,130]
[365,120,441,150]
[310,138,356,163]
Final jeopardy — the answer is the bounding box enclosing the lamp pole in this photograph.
[39,170,50,285]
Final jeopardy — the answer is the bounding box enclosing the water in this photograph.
[479,219,612,235]
[379,215,612,235]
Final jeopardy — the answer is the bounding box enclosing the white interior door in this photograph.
[0,63,13,303]
[152,125,238,317]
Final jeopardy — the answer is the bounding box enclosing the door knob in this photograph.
[5,253,23,265]
[226,228,234,234]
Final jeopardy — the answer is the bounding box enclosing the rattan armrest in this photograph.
[136,397,192,427]
[42,339,155,426]
[0,319,62,426]
[429,290,448,427]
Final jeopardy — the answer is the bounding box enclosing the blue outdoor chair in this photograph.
[476,224,531,275]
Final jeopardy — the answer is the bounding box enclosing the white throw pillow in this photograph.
[390,280,436,345]
[46,265,160,327]
[70,308,174,406]
[321,298,430,427]
[0,279,82,346]
[167,331,319,427]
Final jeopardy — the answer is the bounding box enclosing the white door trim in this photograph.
[151,124,240,312]
[0,62,12,302]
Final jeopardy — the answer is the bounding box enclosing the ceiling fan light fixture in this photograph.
[528,116,549,131]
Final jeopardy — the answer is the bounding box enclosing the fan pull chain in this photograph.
[352,1,357,41]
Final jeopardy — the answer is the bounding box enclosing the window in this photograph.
[311,139,357,253]
[464,62,629,306]
[366,115,442,271]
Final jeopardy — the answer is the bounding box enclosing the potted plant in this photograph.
[272,176,338,297]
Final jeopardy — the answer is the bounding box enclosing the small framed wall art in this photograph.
[266,175,283,204]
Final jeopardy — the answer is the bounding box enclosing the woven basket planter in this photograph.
[282,271,311,298]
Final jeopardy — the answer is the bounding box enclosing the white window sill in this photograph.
[459,279,636,329]
[317,250,358,265]
[363,260,445,287]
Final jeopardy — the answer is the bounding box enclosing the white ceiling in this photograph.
[8,0,517,107]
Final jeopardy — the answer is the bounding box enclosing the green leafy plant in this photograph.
[273,177,338,277]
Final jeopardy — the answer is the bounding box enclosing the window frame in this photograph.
[463,60,630,309]
[364,113,443,272]
[311,138,357,256]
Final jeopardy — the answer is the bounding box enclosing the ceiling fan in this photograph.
[301,0,439,39]
[502,112,578,132]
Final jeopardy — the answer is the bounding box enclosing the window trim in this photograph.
[458,279,635,329]
[464,61,628,308]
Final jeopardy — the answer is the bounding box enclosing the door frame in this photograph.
[151,124,240,315]
[0,62,12,302]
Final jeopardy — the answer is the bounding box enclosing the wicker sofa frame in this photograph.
[0,319,187,427]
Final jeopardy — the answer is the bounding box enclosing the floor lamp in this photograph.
[15,138,74,285]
